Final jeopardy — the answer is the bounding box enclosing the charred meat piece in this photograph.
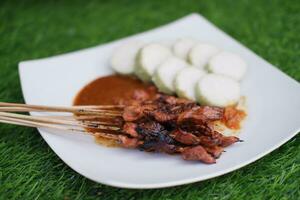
[119,91,241,164]
[177,106,224,126]
[204,146,224,158]
[212,132,240,147]
[198,135,219,147]
[219,136,239,147]
[122,122,138,137]
[123,93,197,123]
[122,104,158,122]
[171,129,199,145]
[122,105,143,122]
[144,106,176,122]
[181,122,215,136]
[197,132,240,147]
[154,144,180,154]
[159,95,194,105]
[118,135,141,148]
[219,136,240,147]
[181,145,216,164]
[144,96,197,123]
[136,121,177,153]
[153,94,196,109]
[146,108,178,123]
[218,133,240,147]
[136,120,166,137]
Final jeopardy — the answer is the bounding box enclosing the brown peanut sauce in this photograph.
[73,75,155,106]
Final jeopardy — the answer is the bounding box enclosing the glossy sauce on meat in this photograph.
[74,75,246,149]
[74,75,158,146]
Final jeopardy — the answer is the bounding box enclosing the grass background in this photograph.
[0,0,300,199]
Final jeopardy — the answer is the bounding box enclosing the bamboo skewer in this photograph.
[0,115,87,133]
[0,115,124,141]
[0,114,124,143]
[0,112,120,131]
[0,117,119,141]
[38,115,121,126]
[0,102,125,137]
[0,102,123,116]
[0,102,124,109]
[0,107,122,116]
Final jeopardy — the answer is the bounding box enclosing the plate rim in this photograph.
[18,13,300,189]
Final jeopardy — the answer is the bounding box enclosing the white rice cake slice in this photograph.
[207,51,247,81]
[152,57,188,94]
[135,43,172,82]
[196,74,240,107]
[110,40,144,74]
[172,38,196,60]
[175,67,206,101]
[188,43,220,70]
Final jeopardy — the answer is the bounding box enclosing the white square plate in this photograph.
[19,14,300,189]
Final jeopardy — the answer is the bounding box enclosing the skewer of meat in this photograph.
[0,94,243,164]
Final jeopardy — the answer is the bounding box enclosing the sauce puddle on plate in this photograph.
[74,75,155,106]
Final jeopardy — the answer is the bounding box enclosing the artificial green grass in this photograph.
[0,0,299,199]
